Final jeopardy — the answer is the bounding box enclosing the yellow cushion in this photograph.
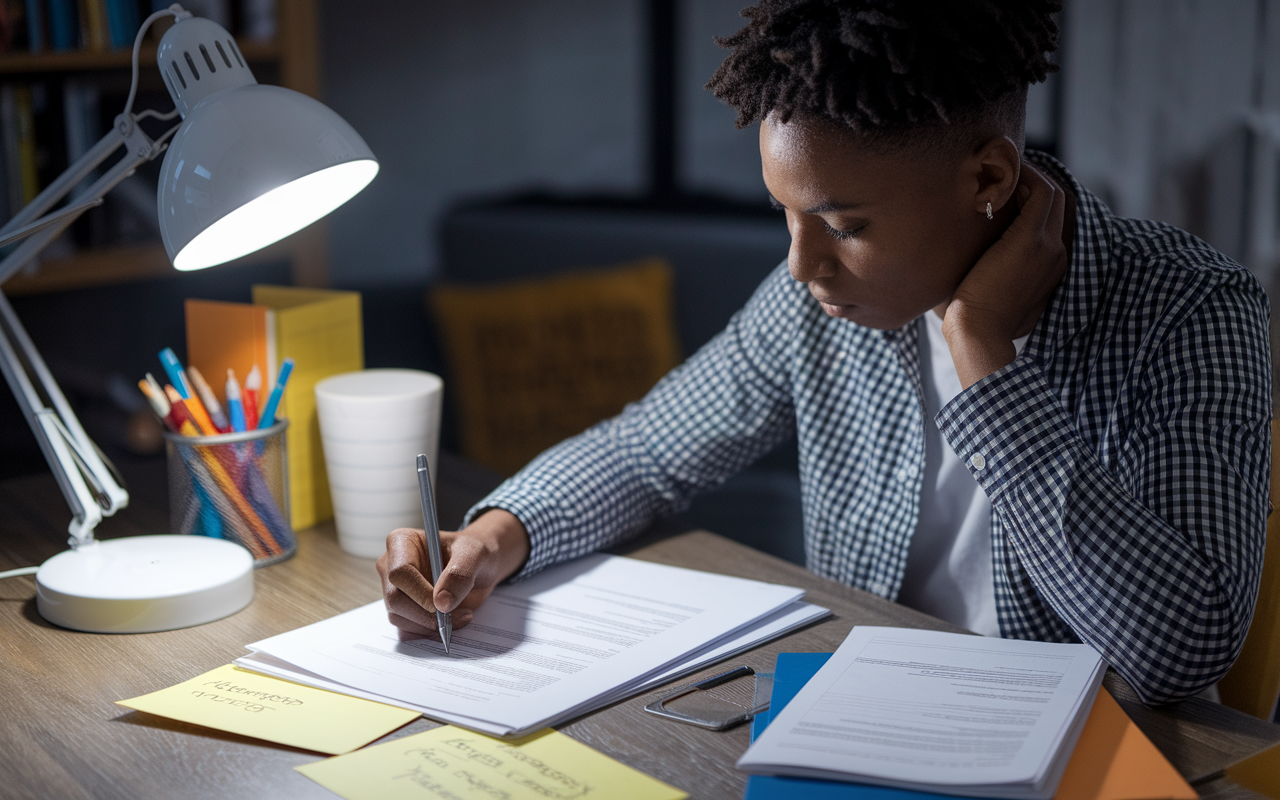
[431,258,681,475]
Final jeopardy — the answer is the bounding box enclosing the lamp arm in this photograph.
[0,6,188,549]
[0,199,104,250]
[0,118,166,547]
[0,132,120,249]
[0,117,163,286]
[0,317,101,543]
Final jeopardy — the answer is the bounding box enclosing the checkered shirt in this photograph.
[466,152,1273,704]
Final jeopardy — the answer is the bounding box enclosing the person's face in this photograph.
[760,115,998,330]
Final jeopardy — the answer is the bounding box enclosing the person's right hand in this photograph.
[377,508,530,641]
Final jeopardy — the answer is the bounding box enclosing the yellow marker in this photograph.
[116,664,419,754]
[295,725,687,800]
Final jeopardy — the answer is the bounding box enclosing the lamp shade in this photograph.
[156,17,377,271]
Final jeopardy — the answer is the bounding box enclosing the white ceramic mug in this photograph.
[315,369,443,558]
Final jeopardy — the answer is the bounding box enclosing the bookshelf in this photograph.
[0,40,279,74]
[0,0,330,296]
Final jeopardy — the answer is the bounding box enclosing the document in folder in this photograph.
[241,554,808,738]
[746,653,1194,800]
[738,627,1109,800]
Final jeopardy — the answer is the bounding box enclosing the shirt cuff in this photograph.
[934,354,1078,504]
[463,483,561,583]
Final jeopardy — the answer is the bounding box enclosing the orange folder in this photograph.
[1055,688,1196,800]
[184,299,276,408]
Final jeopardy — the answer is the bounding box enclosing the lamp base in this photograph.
[36,535,254,633]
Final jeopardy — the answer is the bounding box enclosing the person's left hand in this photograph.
[941,159,1071,388]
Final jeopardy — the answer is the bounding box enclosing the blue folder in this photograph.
[744,652,956,800]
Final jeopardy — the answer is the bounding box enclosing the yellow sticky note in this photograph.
[295,725,688,800]
[116,664,419,754]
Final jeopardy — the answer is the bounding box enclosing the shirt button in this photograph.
[970,453,986,470]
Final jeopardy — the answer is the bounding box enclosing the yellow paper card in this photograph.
[116,664,419,755]
[295,725,688,800]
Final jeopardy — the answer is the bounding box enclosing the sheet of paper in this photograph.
[614,600,830,696]
[248,554,804,737]
[738,627,1105,799]
[115,664,420,754]
[295,725,687,800]
[237,600,830,734]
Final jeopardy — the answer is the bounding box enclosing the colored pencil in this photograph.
[256,358,294,428]
[189,366,230,432]
[225,369,247,433]
[243,364,262,430]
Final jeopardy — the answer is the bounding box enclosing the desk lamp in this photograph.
[0,5,378,633]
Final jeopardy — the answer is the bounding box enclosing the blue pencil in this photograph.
[225,369,247,433]
[256,358,295,428]
[158,347,194,400]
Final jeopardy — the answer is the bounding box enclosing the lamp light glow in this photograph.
[174,159,378,270]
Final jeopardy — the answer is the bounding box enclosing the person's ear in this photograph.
[969,136,1021,217]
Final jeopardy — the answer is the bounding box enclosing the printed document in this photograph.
[737,626,1105,800]
[238,598,829,733]
[244,554,808,737]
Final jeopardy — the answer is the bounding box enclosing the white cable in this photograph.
[136,108,182,123]
[0,567,39,580]
[123,5,193,120]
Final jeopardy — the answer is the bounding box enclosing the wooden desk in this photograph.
[1,453,1277,800]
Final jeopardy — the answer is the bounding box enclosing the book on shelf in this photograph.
[103,0,138,49]
[0,84,23,220]
[46,0,75,51]
[3,83,37,207]
[0,1,32,53]
[0,0,272,56]
[22,0,44,54]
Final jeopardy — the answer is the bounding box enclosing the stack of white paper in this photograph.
[236,554,830,738]
[737,627,1106,800]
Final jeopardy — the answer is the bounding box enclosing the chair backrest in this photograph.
[431,259,682,475]
[1219,420,1280,720]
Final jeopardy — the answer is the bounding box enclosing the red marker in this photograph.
[243,364,262,430]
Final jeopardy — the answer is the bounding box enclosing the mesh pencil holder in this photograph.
[164,420,296,567]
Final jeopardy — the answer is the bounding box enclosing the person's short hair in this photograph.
[706,0,1061,155]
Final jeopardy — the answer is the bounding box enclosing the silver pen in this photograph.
[415,453,452,653]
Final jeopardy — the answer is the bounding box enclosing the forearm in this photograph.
[938,357,1267,703]
[465,414,687,580]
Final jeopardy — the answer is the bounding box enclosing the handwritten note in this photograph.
[116,664,419,754]
[295,725,688,800]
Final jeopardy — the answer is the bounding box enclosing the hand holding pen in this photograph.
[376,504,531,645]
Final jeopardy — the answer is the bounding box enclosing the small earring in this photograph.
[985,202,993,220]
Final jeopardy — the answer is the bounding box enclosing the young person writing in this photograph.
[379,0,1271,705]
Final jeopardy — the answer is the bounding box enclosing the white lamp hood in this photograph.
[156,16,378,270]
